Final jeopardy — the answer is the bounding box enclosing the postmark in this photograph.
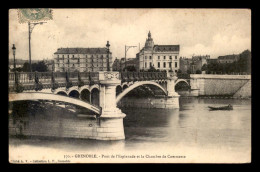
[17,8,53,23]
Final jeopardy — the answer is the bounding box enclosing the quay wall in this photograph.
[190,74,251,98]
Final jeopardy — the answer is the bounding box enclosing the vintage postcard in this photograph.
[8,8,251,163]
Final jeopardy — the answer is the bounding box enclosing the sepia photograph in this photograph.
[8,8,251,163]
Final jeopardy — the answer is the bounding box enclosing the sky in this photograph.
[9,9,251,61]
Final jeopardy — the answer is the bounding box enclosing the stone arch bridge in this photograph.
[9,71,181,140]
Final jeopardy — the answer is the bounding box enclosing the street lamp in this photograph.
[106,41,110,71]
[125,45,137,71]
[12,44,16,71]
[28,21,47,79]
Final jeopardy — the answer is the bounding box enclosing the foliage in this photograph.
[203,50,251,74]
[196,70,202,74]
[123,66,137,72]
[21,61,48,72]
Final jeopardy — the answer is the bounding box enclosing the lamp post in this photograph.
[124,45,137,71]
[28,21,46,79]
[12,44,16,71]
[106,41,110,71]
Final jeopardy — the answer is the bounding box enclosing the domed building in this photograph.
[137,31,180,73]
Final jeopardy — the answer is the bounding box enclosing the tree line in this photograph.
[201,50,251,75]
[10,61,49,72]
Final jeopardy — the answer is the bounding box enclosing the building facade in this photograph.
[137,31,180,72]
[112,57,139,71]
[218,54,239,64]
[54,47,112,72]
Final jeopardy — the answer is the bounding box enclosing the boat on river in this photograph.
[208,104,233,111]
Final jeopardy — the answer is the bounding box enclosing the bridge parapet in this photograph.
[120,71,167,83]
[8,71,100,93]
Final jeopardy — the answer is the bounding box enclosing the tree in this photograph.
[123,66,136,72]
[196,69,202,74]
[177,69,182,73]
[147,66,157,72]
[201,64,207,71]
[35,61,48,72]
[22,62,30,72]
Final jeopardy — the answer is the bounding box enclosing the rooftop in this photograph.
[54,48,111,54]
[154,45,180,52]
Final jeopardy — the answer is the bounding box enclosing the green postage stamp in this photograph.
[17,8,53,23]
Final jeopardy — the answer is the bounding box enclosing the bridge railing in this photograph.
[9,71,100,92]
[120,71,167,82]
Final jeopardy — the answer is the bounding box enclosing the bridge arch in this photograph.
[57,91,67,96]
[91,88,100,106]
[116,81,167,103]
[9,92,101,114]
[68,90,80,98]
[79,85,90,93]
[80,89,91,102]
[175,79,190,86]
[90,84,100,92]
[122,84,129,90]
[116,85,123,96]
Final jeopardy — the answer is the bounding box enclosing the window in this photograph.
[72,55,74,58]
[169,62,172,68]
[169,56,172,59]
[175,62,178,68]
[73,64,74,67]
[67,55,69,58]
[145,56,147,59]
[175,56,177,59]
[158,62,160,68]
[164,56,166,60]
[62,55,64,58]
[145,62,147,68]
[57,55,59,58]
[163,62,166,68]
[175,70,177,73]
[58,63,59,67]
[158,56,160,60]
[149,56,152,59]
[150,62,152,67]
[86,55,88,58]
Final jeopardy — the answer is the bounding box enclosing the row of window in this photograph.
[57,63,110,67]
[57,54,109,58]
[144,62,178,68]
[57,59,110,63]
[144,55,178,60]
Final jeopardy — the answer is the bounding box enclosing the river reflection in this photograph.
[9,97,251,163]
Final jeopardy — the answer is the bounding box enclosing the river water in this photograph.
[9,97,251,163]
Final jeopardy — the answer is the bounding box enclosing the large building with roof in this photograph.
[136,31,180,72]
[53,46,112,72]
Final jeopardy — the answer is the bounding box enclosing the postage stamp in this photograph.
[17,8,53,23]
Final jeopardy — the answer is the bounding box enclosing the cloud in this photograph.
[9,9,251,61]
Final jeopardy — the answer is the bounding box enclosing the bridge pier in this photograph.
[97,72,126,140]
[166,72,180,108]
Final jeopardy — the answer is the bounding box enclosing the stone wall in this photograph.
[233,80,251,98]
[190,74,251,97]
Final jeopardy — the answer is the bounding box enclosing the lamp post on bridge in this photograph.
[28,21,47,79]
[12,44,16,72]
[124,45,137,71]
[106,41,110,71]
